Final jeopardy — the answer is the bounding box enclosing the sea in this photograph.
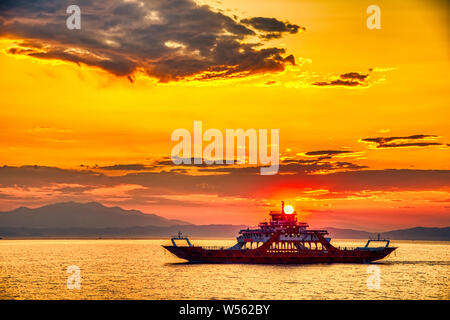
[0,239,448,299]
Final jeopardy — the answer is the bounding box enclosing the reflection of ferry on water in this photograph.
[163,202,396,264]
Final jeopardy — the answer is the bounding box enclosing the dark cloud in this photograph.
[305,150,354,157]
[361,134,445,148]
[312,71,370,87]
[377,142,442,148]
[312,79,363,87]
[340,72,369,81]
[0,0,301,82]
[312,169,450,193]
[241,17,305,39]
[280,161,367,173]
[98,164,150,171]
[193,160,367,175]
[0,165,108,187]
[363,134,436,144]
[143,155,367,174]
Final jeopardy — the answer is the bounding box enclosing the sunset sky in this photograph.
[0,0,449,231]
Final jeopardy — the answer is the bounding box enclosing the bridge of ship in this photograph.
[228,226,333,251]
[227,205,335,251]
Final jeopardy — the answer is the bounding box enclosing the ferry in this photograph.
[163,202,396,264]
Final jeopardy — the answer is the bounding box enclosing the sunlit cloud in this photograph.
[0,0,303,82]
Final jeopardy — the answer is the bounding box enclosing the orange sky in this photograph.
[0,0,449,231]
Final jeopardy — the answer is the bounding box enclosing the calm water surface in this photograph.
[0,239,448,299]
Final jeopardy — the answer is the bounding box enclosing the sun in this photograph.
[283,205,294,214]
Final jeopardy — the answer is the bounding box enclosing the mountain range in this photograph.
[0,201,190,228]
[0,202,449,240]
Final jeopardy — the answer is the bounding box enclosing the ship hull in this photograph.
[163,246,396,264]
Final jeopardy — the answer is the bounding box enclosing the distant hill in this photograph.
[0,224,449,240]
[0,202,448,240]
[325,227,450,241]
[0,202,190,228]
[0,224,247,238]
[325,227,373,239]
[383,227,450,241]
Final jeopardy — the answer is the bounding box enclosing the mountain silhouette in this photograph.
[0,202,448,240]
[0,202,190,228]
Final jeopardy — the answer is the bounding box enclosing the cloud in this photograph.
[194,160,368,175]
[339,72,369,81]
[312,79,362,87]
[3,163,449,196]
[361,134,446,148]
[0,0,301,82]
[98,164,150,171]
[1,164,449,227]
[304,150,354,157]
[241,17,305,39]
[312,71,370,87]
